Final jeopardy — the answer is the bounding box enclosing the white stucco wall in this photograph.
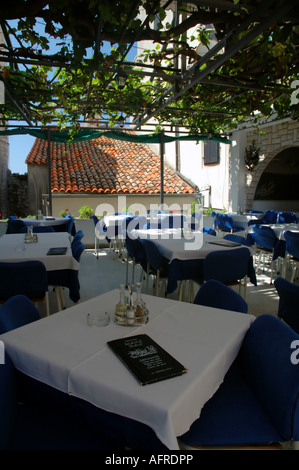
[49,193,197,218]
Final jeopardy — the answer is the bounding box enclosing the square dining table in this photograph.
[0,289,255,450]
[131,229,256,293]
[0,232,80,302]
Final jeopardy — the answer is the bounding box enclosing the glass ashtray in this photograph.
[87,312,110,327]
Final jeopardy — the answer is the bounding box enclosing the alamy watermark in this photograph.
[0,340,4,364]
[290,340,299,365]
[94,197,204,250]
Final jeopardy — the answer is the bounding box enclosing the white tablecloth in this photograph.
[265,223,299,240]
[0,233,79,271]
[98,214,134,239]
[0,289,255,449]
[20,217,67,227]
[133,229,251,261]
[228,213,260,230]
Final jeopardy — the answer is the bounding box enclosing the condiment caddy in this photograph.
[115,283,149,326]
[24,226,38,243]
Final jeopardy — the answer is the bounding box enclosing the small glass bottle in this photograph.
[115,284,127,324]
[135,282,149,324]
[126,288,135,325]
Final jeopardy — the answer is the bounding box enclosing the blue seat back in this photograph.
[0,261,48,301]
[216,213,233,231]
[0,295,40,334]
[274,277,299,334]
[125,236,145,263]
[277,212,297,224]
[240,314,299,441]
[203,247,251,284]
[73,230,84,242]
[284,230,299,259]
[193,279,248,313]
[223,234,246,245]
[203,227,216,236]
[262,210,278,224]
[6,219,26,234]
[91,215,99,226]
[71,240,85,262]
[140,239,169,273]
[54,217,75,234]
[253,225,278,251]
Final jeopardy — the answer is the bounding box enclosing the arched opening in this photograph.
[253,147,299,212]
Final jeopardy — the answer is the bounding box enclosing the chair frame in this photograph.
[284,230,299,282]
[140,239,169,296]
[252,225,278,283]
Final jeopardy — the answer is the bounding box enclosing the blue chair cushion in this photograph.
[240,315,299,440]
[193,279,248,313]
[274,277,299,334]
[179,315,299,447]
[179,361,282,446]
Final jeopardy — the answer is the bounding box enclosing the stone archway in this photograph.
[244,120,299,210]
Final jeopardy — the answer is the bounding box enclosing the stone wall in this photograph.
[244,119,299,211]
[6,171,29,217]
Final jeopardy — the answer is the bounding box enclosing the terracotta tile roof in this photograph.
[25,133,195,195]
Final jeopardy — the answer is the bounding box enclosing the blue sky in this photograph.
[9,130,35,174]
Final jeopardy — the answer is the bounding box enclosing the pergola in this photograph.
[0,0,298,133]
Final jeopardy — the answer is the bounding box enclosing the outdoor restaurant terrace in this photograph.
[0,0,298,455]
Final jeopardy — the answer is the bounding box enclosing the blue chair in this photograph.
[215,213,244,234]
[277,211,298,224]
[0,353,121,450]
[0,261,49,316]
[6,219,27,234]
[261,210,278,224]
[274,277,299,334]
[32,226,55,233]
[203,227,216,236]
[0,295,40,334]
[125,236,146,287]
[284,230,299,282]
[55,216,76,235]
[178,314,299,449]
[223,233,250,246]
[140,239,169,296]
[73,230,84,242]
[193,280,248,314]
[66,215,76,235]
[71,240,85,262]
[253,225,279,283]
[203,247,251,299]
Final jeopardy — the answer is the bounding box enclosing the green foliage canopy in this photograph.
[0,0,298,135]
